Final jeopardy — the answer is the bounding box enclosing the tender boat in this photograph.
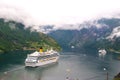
[98,49,107,56]
[25,47,59,67]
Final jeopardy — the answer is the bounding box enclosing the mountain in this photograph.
[0,18,61,53]
[48,18,120,52]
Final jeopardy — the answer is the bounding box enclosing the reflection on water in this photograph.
[0,51,120,80]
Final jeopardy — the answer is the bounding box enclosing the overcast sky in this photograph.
[0,0,120,25]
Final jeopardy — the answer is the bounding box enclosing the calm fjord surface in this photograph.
[0,51,120,80]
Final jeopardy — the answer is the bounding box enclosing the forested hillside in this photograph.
[0,18,61,53]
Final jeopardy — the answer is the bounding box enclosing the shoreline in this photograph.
[109,49,120,54]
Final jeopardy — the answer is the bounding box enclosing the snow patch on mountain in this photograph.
[41,20,109,33]
[106,26,120,39]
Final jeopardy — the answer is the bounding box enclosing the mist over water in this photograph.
[0,51,120,80]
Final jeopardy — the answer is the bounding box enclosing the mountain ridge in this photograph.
[48,18,120,53]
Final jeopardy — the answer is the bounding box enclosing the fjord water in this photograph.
[0,51,120,80]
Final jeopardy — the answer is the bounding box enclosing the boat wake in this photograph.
[4,66,25,74]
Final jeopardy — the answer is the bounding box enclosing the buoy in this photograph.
[66,77,69,80]
[103,67,106,71]
[4,72,7,74]
[66,69,71,72]
[71,46,75,48]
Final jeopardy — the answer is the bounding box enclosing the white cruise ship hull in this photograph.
[25,57,59,67]
[25,48,59,67]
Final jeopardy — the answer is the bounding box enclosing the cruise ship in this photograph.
[98,49,107,56]
[25,47,59,67]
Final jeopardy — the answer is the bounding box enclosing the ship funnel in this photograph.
[39,47,43,53]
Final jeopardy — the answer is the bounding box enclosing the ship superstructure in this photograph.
[98,49,107,56]
[25,48,59,67]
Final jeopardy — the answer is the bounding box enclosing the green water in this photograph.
[0,51,120,80]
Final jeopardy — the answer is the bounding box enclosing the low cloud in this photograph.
[0,3,119,33]
[106,26,120,39]
[0,4,38,28]
[41,20,109,33]
[0,4,110,33]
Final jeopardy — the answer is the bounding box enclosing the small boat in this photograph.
[98,49,107,56]
[25,47,59,67]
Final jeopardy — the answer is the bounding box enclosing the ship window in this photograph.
[28,56,38,60]
[37,53,58,60]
